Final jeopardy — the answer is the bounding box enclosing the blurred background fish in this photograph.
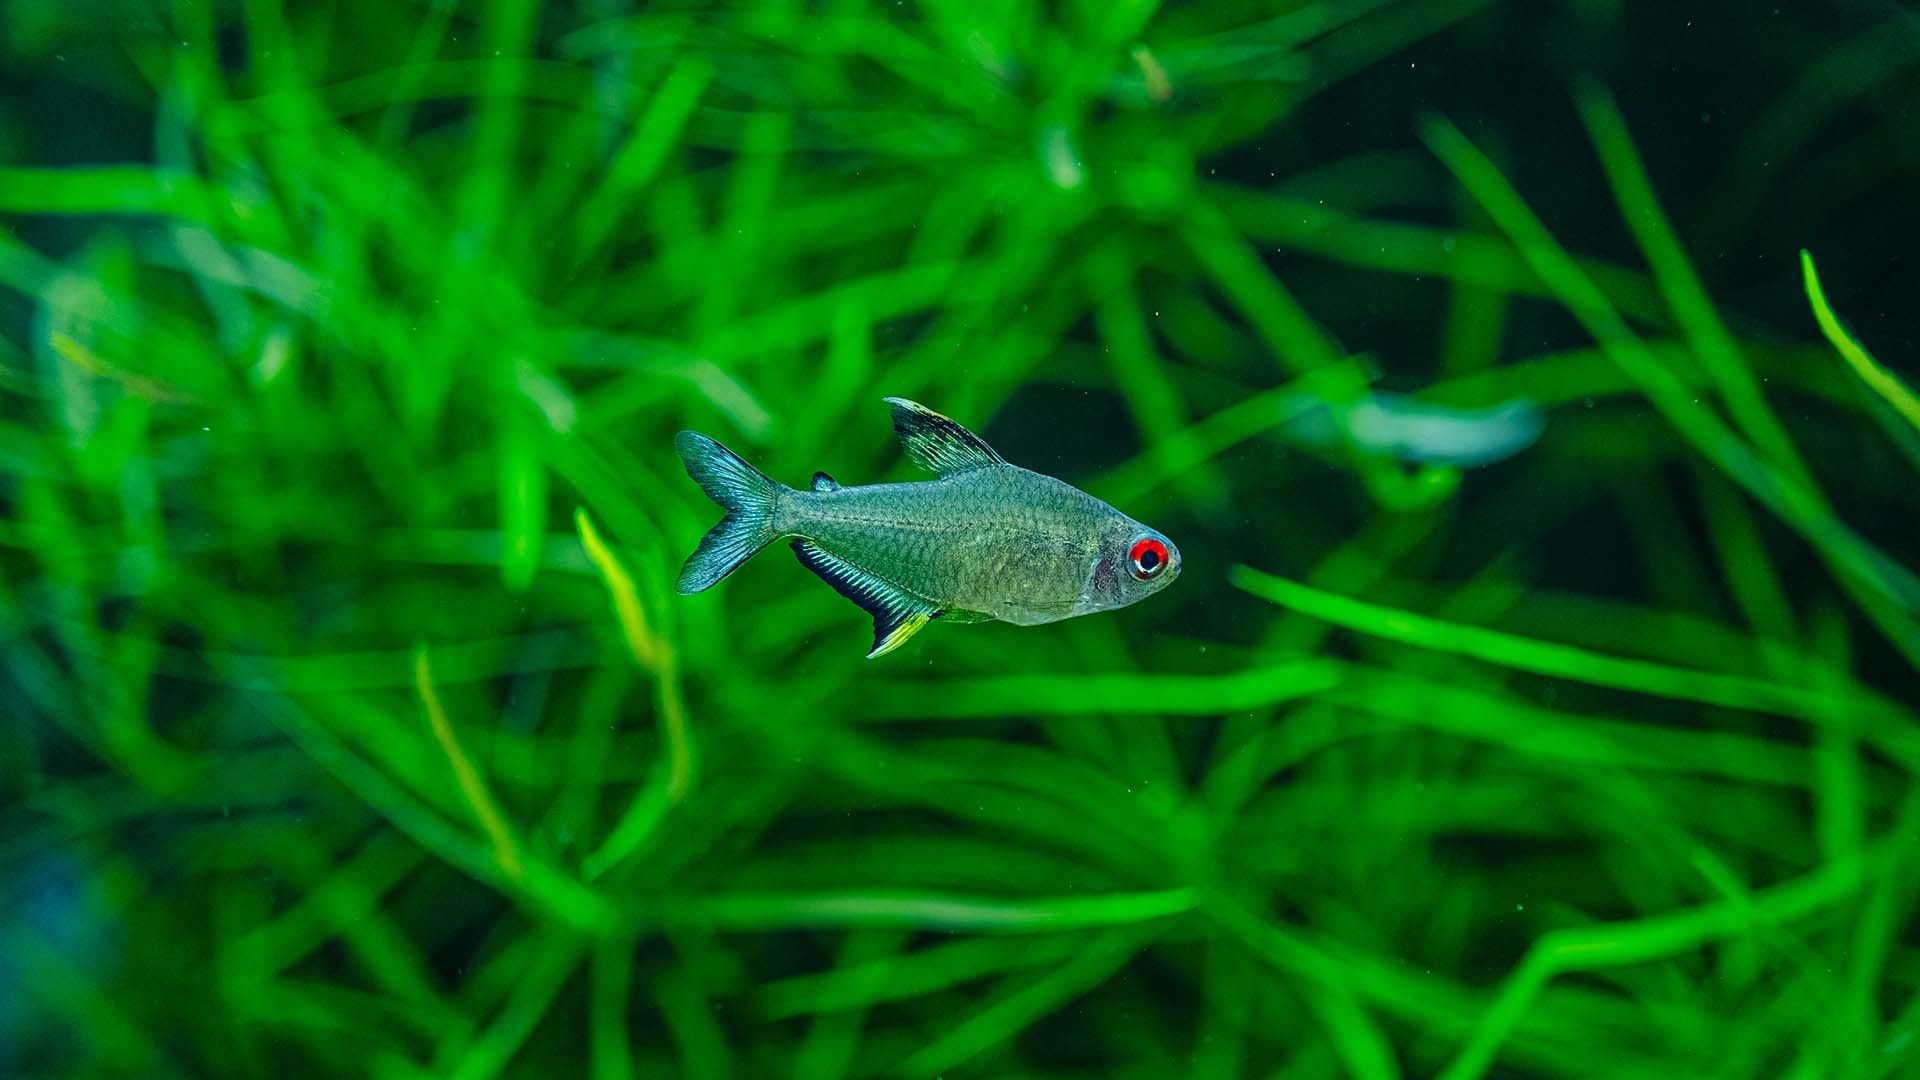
[1280,391,1546,468]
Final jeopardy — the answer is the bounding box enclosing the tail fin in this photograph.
[674,431,788,594]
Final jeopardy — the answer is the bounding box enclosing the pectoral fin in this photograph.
[791,540,941,658]
[883,397,1007,475]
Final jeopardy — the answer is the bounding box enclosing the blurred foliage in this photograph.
[2,1,1919,1078]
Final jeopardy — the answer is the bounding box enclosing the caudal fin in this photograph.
[674,431,788,594]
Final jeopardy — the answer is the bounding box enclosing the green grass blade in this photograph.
[590,931,637,1080]
[679,887,1196,932]
[1231,566,1920,766]
[1439,843,1887,1079]
[762,933,1083,1019]
[790,929,906,1080]
[1801,249,1920,433]
[896,927,1152,1076]
[1420,112,1920,662]
[1576,81,1814,490]
[861,661,1345,718]
[568,56,714,267]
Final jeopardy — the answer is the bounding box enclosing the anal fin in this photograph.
[791,540,940,658]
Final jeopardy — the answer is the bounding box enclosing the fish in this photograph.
[673,397,1182,658]
[1281,391,1544,468]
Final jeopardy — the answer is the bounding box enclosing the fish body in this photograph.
[782,467,1130,626]
[674,398,1181,657]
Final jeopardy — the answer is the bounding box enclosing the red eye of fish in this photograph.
[1128,537,1169,580]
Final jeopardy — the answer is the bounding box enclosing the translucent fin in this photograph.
[674,431,790,594]
[811,471,841,492]
[883,397,1007,475]
[790,540,941,658]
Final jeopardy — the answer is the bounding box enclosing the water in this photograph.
[1,1,1916,1076]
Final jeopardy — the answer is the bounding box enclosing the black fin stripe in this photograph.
[790,541,939,656]
[791,541,930,617]
[882,397,1006,475]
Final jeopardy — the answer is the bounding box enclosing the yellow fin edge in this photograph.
[867,610,935,659]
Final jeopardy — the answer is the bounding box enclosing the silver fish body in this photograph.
[782,466,1146,626]
[674,398,1181,656]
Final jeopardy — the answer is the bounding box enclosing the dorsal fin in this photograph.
[791,540,940,658]
[883,397,1007,476]
[811,471,841,492]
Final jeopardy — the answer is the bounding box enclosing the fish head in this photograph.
[1080,518,1181,615]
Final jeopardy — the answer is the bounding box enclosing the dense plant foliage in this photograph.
[3,1,1917,1076]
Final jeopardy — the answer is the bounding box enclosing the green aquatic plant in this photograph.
[1802,249,1920,435]
[1,2,1916,1078]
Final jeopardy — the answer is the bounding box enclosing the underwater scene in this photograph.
[3,1,1918,1076]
